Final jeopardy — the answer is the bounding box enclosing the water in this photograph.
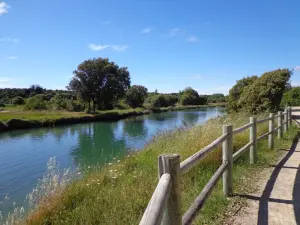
[0,107,224,216]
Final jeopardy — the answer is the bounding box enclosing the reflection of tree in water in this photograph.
[182,112,200,125]
[122,118,148,138]
[148,111,178,122]
[71,122,127,169]
[48,127,69,142]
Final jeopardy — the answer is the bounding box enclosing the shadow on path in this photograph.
[238,134,300,225]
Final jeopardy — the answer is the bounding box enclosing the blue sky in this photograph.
[0,0,299,94]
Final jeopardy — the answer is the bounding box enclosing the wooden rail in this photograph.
[140,107,293,225]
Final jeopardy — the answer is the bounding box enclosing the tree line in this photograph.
[0,57,226,112]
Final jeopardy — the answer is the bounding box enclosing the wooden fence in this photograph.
[139,107,293,225]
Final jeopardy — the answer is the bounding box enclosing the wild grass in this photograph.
[15,114,300,224]
[0,108,145,122]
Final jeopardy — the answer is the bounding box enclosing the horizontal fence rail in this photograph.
[140,106,294,225]
[180,133,228,175]
[182,161,228,225]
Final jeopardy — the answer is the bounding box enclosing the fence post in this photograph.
[287,107,290,130]
[284,108,288,133]
[278,111,283,139]
[249,117,257,164]
[222,125,233,197]
[158,154,181,225]
[289,106,292,127]
[268,113,275,150]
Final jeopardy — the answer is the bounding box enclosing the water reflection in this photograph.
[71,123,127,168]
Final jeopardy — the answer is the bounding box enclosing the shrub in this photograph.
[24,94,48,110]
[125,85,148,108]
[149,94,168,108]
[49,94,84,112]
[180,87,207,105]
[11,96,25,105]
[228,69,292,113]
[281,86,300,106]
[165,94,179,106]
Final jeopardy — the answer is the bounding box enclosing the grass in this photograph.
[24,113,298,225]
[0,108,145,122]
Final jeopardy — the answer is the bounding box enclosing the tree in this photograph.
[180,87,207,105]
[125,85,148,108]
[11,96,25,105]
[67,58,131,112]
[228,69,292,113]
[28,84,45,96]
[227,76,258,112]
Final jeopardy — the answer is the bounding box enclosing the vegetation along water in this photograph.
[0,107,224,220]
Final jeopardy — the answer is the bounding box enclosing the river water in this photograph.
[0,107,224,216]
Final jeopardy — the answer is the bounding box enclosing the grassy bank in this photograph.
[25,113,298,224]
[0,104,221,132]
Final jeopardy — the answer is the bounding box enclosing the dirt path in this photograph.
[230,108,300,225]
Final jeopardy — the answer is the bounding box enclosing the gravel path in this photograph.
[230,108,300,225]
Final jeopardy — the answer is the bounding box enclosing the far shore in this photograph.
[0,103,226,133]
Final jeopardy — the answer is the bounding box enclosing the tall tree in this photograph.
[67,58,131,111]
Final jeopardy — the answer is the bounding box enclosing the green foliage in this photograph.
[180,87,207,105]
[227,76,258,112]
[49,94,84,112]
[281,86,300,106]
[67,58,131,111]
[125,85,148,108]
[24,94,48,110]
[228,69,292,113]
[11,96,25,105]
[206,93,226,103]
[148,94,168,108]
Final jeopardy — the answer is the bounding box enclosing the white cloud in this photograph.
[187,36,199,43]
[88,44,128,52]
[0,2,9,16]
[88,44,110,51]
[169,28,180,37]
[294,66,300,71]
[0,37,19,43]
[111,45,128,52]
[141,28,151,34]
[8,56,18,60]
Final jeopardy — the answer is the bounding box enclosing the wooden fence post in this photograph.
[158,154,181,225]
[222,125,233,197]
[284,108,288,133]
[268,113,275,150]
[289,106,292,127]
[287,107,290,130]
[278,111,283,139]
[249,117,257,164]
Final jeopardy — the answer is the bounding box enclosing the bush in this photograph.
[149,94,168,108]
[11,96,25,105]
[228,69,292,113]
[180,87,207,105]
[125,85,148,108]
[165,94,179,106]
[24,94,48,110]
[281,87,300,106]
[49,94,84,112]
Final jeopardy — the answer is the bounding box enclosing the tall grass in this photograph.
[6,113,297,224]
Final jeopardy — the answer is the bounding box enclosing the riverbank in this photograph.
[24,113,298,224]
[0,104,224,133]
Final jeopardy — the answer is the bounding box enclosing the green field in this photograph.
[24,113,298,225]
